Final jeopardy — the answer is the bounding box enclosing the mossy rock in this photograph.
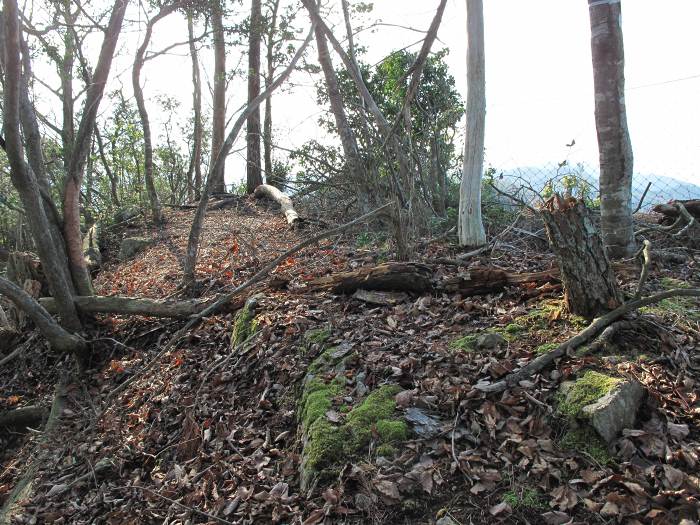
[450,334,478,352]
[304,327,331,346]
[535,342,559,355]
[641,278,700,321]
[299,384,409,490]
[557,371,621,419]
[231,298,261,347]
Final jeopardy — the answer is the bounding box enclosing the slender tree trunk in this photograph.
[246,0,263,193]
[63,0,128,296]
[187,11,203,201]
[210,1,226,193]
[263,0,280,183]
[314,25,369,212]
[589,0,634,258]
[132,4,175,224]
[95,127,120,206]
[458,0,486,247]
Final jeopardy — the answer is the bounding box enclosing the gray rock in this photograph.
[114,207,140,223]
[436,517,459,525]
[404,407,442,439]
[475,332,506,350]
[582,380,645,443]
[118,237,152,261]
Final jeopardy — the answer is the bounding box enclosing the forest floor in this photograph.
[1,198,699,524]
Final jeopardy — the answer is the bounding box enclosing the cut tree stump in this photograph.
[307,263,433,294]
[254,184,302,228]
[82,223,102,271]
[540,196,622,319]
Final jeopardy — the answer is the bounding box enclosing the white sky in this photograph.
[97,1,700,186]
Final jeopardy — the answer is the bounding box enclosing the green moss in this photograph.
[505,323,525,334]
[450,334,477,351]
[519,300,588,331]
[304,419,345,471]
[304,327,331,346]
[300,379,341,429]
[535,342,559,355]
[376,419,409,442]
[376,444,397,457]
[559,427,612,465]
[346,385,401,448]
[502,488,545,510]
[557,371,621,419]
[231,302,259,347]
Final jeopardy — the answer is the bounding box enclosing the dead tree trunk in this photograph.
[253,184,300,227]
[540,196,622,319]
[307,263,433,294]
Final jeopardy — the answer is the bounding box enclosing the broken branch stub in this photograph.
[254,184,301,228]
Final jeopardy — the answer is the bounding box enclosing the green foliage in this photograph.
[559,426,612,465]
[450,334,478,352]
[535,342,559,355]
[502,487,546,510]
[231,302,260,347]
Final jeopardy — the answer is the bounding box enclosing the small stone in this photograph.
[582,380,645,443]
[475,332,506,350]
[404,407,442,439]
[436,516,459,525]
[118,237,152,261]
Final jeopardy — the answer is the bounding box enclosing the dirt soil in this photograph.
[1,199,699,524]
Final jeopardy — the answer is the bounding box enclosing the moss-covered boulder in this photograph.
[231,295,262,347]
[118,237,151,261]
[558,371,644,443]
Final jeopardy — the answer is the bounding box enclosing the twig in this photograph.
[0,341,27,368]
[105,203,393,403]
[632,182,652,214]
[488,182,538,214]
[114,485,235,525]
[634,240,652,299]
[476,288,700,393]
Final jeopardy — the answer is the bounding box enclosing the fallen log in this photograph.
[441,267,560,296]
[0,406,47,429]
[254,184,301,227]
[38,295,243,319]
[653,199,700,222]
[307,262,433,294]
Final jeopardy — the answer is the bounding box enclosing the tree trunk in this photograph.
[210,1,227,194]
[589,0,634,258]
[253,184,300,227]
[313,25,369,212]
[0,406,47,430]
[187,11,203,201]
[540,196,623,319]
[263,0,280,184]
[82,223,101,270]
[307,262,433,294]
[458,0,486,248]
[246,0,263,193]
[63,0,128,297]
[1,0,82,330]
[95,127,120,206]
[133,5,174,224]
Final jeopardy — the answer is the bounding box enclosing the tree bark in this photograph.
[82,223,101,270]
[458,0,486,247]
[133,4,174,224]
[253,183,300,227]
[181,26,315,288]
[246,0,263,193]
[186,11,203,201]
[95,127,121,206]
[0,406,47,429]
[210,1,227,194]
[541,196,622,319]
[589,0,634,258]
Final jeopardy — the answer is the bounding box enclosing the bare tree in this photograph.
[210,0,226,193]
[246,0,263,193]
[458,0,486,247]
[589,0,634,258]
